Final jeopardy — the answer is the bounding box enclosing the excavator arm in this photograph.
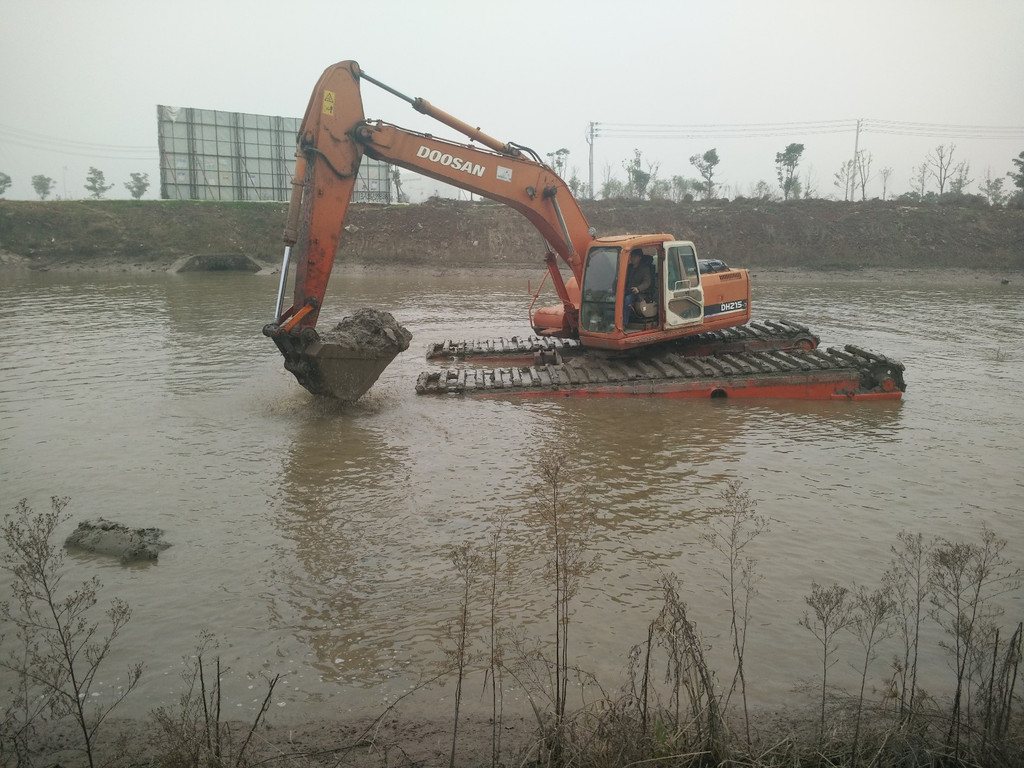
[272,60,590,335]
[264,60,593,401]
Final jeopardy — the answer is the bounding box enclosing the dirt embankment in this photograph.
[0,197,1021,273]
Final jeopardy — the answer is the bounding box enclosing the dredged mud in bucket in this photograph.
[279,308,412,402]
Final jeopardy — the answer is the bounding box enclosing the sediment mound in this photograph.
[64,518,170,563]
[320,307,412,353]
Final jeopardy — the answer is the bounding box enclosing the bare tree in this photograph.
[910,161,929,197]
[834,159,855,201]
[879,166,894,200]
[980,167,1006,206]
[749,180,776,201]
[802,164,818,198]
[600,163,625,199]
[949,162,973,195]
[926,143,961,195]
[855,150,873,201]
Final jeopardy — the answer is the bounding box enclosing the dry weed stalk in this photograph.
[847,583,896,760]
[532,452,598,731]
[443,541,481,768]
[928,525,1022,756]
[800,581,853,745]
[883,530,932,723]
[700,480,768,744]
[150,631,279,768]
[483,512,513,768]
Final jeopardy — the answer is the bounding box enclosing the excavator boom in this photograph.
[264,60,595,400]
[273,61,589,332]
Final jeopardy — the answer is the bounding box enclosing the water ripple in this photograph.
[1,269,1021,712]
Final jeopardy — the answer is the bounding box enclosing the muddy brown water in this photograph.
[1,267,1022,724]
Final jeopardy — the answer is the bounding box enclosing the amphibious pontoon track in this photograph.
[425,319,819,363]
[415,344,906,401]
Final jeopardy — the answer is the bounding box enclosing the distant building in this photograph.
[156,105,392,203]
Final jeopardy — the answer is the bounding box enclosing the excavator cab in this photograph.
[577,236,750,351]
[579,241,670,338]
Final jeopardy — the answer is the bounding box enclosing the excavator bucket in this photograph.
[265,308,412,402]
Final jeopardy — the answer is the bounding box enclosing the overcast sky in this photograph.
[1,0,1022,202]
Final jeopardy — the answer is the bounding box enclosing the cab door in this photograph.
[663,241,704,328]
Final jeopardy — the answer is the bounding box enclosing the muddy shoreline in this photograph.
[1,247,1015,288]
[1,199,1021,278]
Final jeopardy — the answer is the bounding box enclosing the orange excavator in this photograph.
[264,61,905,402]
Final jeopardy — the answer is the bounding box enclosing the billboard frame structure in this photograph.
[157,105,393,203]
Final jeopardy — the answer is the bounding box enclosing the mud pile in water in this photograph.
[64,518,170,563]
[319,307,412,354]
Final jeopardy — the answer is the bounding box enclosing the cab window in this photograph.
[580,246,620,333]
[667,244,699,288]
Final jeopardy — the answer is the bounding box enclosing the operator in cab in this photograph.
[623,248,653,329]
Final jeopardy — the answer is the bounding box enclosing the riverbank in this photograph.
[1,246,1014,290]
[1,198,1021,276]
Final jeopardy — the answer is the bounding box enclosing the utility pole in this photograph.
[586,122,597,199]
[848,118,862,201]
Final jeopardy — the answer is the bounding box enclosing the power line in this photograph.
[0,122,155,151]
[862,119,1024,140]
[592,118,1024,142]
[0,123,158,160]
[596,127,854,139]
[596,119,855,139]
